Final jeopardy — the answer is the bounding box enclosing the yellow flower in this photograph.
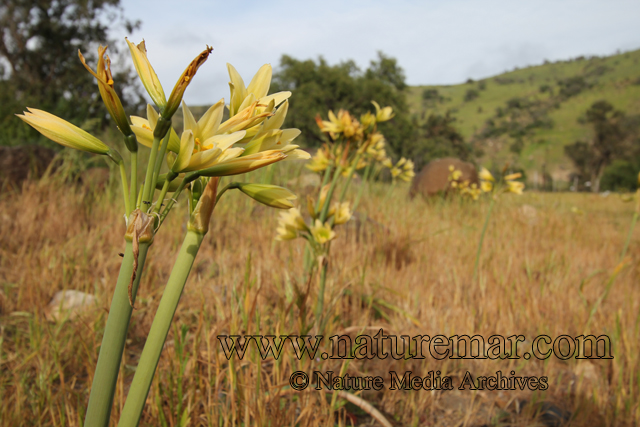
[331,202,352,225]
[78,46,134,147]
[227,63,291,117]
[360,111,376,129]
[479,167,495,182]
[371,101,394,122]
[130,105,181,153]
[198,150,287,177]
[126,39,166,110]
[306,147,331,172]
[238,184,297,209]
[310,219,336,244]
[275,207,307,241]
[164,46,213,118]
[504,172,522,181]
[506,180,525,195]
[481,181,493,192]
[17,108,110,155]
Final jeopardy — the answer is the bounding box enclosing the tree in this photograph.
[564,100,632,192]
[0,0,142,146]
[407,111,473,170]
[271,51,414,156]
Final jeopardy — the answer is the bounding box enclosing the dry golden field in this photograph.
[1,165,639,427]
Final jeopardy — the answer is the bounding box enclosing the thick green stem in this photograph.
[84,242,150,427]
[473,197,496,283]
[215,182,241,204]
[117,231,204,427]
[118,160,131,216]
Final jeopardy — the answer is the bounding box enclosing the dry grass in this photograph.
[1,169,639,426]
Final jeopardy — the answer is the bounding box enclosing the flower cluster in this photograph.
[480,167,525,195]
[275,196,352,245]
[307,102,414,183]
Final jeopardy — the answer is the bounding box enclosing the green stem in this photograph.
[352,162,373,212]
[130,151,138,214]
[473,197,496,283]
[314,257,329,332]
[319,165,343,223]
[153,171,177,215]
[315,165,334,213]
[151,132,172,200]
[620,211,638,261]
[84,242,150,427]
[117,231,205,427]
[118,160,131,216]
[337,151,363,204]
[215,182,241,204]
[157,173,199,229]
[141,136,161,209]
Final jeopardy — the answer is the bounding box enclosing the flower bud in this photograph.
[164,46,213,119]
[18,108,110,155]
[79,46,136,151]
[237,183,297,209]
[126,39,167,110]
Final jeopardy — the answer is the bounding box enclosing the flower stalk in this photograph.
[118,178,219,426]
[84,241,150,427]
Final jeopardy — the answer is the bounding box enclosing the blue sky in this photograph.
[115,0,640,105]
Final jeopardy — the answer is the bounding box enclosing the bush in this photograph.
[464,89,479,102]
[600,160,639,191]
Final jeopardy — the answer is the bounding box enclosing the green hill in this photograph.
[407,49,640,185]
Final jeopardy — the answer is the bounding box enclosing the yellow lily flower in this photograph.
[78,46,134,147]
[479,167,495,182]
[164,46,213,118]
[506,180,525,195]
[504,172,522,181]
[130,105,181,153]
[171,129,246,173]
[310,219,336,244]
[126,38,166,110]
[198,150,287,177]
[17,108,110,155]
[371,101,394,122]
[331,202,352,225]
[275,207,307,241]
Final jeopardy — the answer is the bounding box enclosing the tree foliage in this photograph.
[271,52,414,156]
[0,0,142,146]
[564,100,639,191]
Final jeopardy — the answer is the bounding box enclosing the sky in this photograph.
[114,0,640,106]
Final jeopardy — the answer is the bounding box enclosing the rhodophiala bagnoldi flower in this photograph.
[78,46,136,151]
[310,219,336,244]
[17,108,111,155]
[126,38,167,111]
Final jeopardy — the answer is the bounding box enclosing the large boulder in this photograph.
[409,157,478,199]
[0,145,57,188]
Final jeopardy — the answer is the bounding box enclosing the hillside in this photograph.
[407,48,640,185]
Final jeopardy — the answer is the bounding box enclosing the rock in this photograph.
[0,145,58,188]
[45,290,97,322]
[409,157,478,199]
